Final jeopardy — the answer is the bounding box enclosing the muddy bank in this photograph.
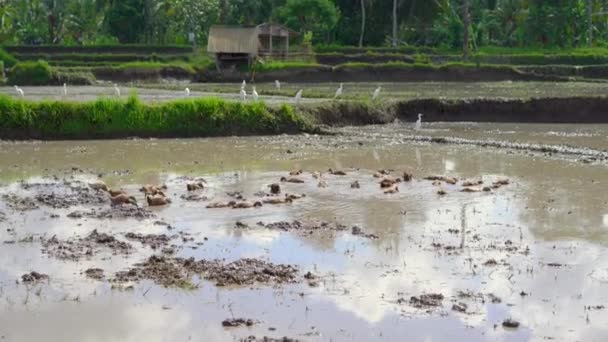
[308,97,608,126]
[197,65,565,83]
[394,97,608,123]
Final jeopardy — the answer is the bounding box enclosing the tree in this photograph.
[168,0,220,44]
[463,0,470,59]
[392,0,398,47]
[275,0,339,43]
[106,0,145,43]
[359,0,366,47]
[66,0,107,44]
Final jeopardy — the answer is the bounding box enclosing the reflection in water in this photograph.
[0,122,607,341]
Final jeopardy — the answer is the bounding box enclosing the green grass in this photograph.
[8,60,54,85]
[0,95,310,139]
[254,61,323,73]
[13,53,190,63]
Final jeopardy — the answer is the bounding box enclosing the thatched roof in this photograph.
[207,26,260,55]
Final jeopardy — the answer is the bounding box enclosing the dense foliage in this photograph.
[0,0,605,50]
[0,95,309,139]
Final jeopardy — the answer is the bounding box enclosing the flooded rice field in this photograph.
[3,81,608,103]
[0,122,607,341]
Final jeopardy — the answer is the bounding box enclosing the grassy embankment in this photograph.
[4,44,608,85]
[0,94,310,139]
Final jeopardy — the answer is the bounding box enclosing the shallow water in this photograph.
[0,122,607,342]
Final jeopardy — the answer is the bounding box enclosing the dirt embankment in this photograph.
[196,66,566,83]
[308,97,608,126]
[394,97,608,123]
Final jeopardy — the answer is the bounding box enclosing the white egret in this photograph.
[242,80,246,88]
[294,89,303,104]
[275,80,281,90]
[414,113,423,130]
[252,86,259,101]
[334,83,343,99]
[372,86,381,100]
[185,87,190,97]
[14,85,24,97]
[63,83,67,96]
[113,84,121,97]
[239,87,247,101]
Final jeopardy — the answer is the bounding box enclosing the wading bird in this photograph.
[414,113,423,130]
[275,80,281,90]
[63,83,67,96]
[240,86,247,101]
[242,80,246,88]
[334,83,343,99]
[252,86,259,101]
[14,85,24,97]
[372,86,381,100]
[185,88,190,97]
[294,89,303,104]
[114,84,121,97]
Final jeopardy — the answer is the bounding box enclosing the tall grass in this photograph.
[8,60,53,85]
[0,95,309,139]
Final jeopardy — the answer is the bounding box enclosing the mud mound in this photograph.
[41,230,132,261]
[245,220,378,239]
[113,256,300,288]
[124,233,172,250]
[67,206,155,220]
[2,194,39,211]
[241,337,299,342]
[21,271,49,283]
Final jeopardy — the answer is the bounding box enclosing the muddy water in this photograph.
[0,123,607,342]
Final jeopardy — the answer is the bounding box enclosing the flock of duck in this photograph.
[87,170,510,211]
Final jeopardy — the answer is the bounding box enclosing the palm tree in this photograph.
[463,0,470,60]
[359,0,366,47]
[392,0,398,47]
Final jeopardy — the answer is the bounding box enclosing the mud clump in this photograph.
[222,318,255,327]
[84,268,105,280]
[114,256,300,288]
[502,319,520,328]
[2,194,39,211]
[67,206,155,220]
[124,232,172,250]
[21,271,49,283]
[113,255,193,288]
[41,230,132,261]
[424,175,458,185]
[255,220,378,239]
[182,258,299,287]
[241,337,299,342]
[452,303,468,313]
[409,293,444,308]
[181,194,209,202]
[269,183,281,194]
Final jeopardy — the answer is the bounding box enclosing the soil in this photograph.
[502,319,520,328]
[84,268,105,280]
[113,256,300,288]
[409,293,445,308]
[21,271,49,283]
[124,232,173,250]
[67,206,155,220]
[41,230,132,261]
[245,220,378,239]
[222,318,255,327]
[241,337,299,342]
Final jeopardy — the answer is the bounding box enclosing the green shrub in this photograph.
[0,95,310,139]
[0,48,17,68]
[8,60,53,85]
